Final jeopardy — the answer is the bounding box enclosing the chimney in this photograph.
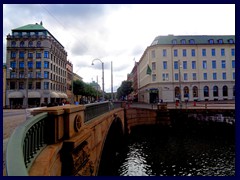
[40,21,43,25]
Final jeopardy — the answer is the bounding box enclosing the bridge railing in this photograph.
[6,112,48,176]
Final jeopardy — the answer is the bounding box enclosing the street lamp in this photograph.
[178,59,182,109]
[92,58,104,101]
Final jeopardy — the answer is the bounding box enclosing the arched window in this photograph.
[192,86,198,97]
[213,86,218,97]
[181,39,186,44]
[204,86,209,97]
[184,86,189,98]
[172,39,177,44]
[36,41,41,47]
[233,85,235,97]
[28,41,33,47]
[20,41,24,47]
[11,41,16,47]
[223,85,228,96]
[175,87,180,98]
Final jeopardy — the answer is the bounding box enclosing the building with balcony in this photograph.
[138,35,235,103]
[5,22,69,108]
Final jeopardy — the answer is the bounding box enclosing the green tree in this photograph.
[116,81,133,100]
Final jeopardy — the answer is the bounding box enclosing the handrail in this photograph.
[6,112,48,176]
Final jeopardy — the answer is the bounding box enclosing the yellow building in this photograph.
[138,35,235,103]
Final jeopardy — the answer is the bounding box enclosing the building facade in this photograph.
[5,22,70,108]
[138,35,235,103]
[3,63,7,108]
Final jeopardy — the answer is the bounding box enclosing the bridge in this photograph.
[5,101,235,176]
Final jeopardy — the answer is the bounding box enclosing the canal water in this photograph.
[98,123,235,176]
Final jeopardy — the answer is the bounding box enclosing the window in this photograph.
[19,71,25,78]
[28,52,33,58]
[184,86,189,98]
[233,72,235,80]
[163,61,167,69]
[182,49,187,57]
[35,32,39,36]
[19,51,24,58]
[44,71,49,79]
[183,73,188,81]
[202,49,206,56]
[189,39,195,44]
[202,61,207,69]
[174,61,178,69]
[19,82,24,89]
[36,62,41,69]
[192,61,196,69]
[36,52,41,58]
[175,73,179,81]
[228,39,234,44]
[162,73,169,81]
[183,61,187,69]
[11,41,16,47]
[209,39,214,44]
[172,39,177,44]
[152,74,156,81]
[151,50,155,58]
[175,87,180,98]
[213,73,217,80]
[211,49,215,56]
[204,86,209,97]
[36,41,41,47]
[192,73,197,80]
[223,86,228,96]
[28,72,33,78]
[11,52,16,58]
[222,72,226,80]
[44,82,49,90]
[19,61,24,68]
[193,86,198,97]
[212,60,216,69]
[20,41,25,47]
[10,61,16,68]
[221,49,225,56]
[218,39,223,44]
[174,49,178,57]
[10,82,16,89]
[231,49,235,56]
[152,62,156,70]
[233,85,235,97]
[213,86,218,97]
[28,41,33,47]
[203,73,207,80]
[10,72,17,78]
[221,60,226,69]
[232,60,235,68]
[191,49,195,57]
[163,49,167,57]
[28,61,33,68]
[36,72,41,78]
[44,61,49,69]
[44,51,49,58]
[36,82,41,89]
[181,39,186,44]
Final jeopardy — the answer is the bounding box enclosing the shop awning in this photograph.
[8,91,24,98]
[58,93,68,99]
[50,92,59,98]
[28,91,41,98]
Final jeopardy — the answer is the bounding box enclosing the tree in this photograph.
[116,81,133,100]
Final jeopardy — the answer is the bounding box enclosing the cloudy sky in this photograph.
[3,4,235,92]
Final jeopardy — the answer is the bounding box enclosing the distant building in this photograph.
[138,35,235,103]
[127,61,138,102]
[5,22,70,108]
[3,63,7,108]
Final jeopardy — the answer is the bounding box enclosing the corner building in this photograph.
[138,35,235,103]
[6,22,69,108]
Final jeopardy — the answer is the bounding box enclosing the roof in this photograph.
[151,35,235,46]
[12,23,46,31]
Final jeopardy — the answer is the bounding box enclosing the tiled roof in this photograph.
[151,35,235,46]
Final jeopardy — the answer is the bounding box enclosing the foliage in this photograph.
[73,80,98,98]
[116,81,133,100]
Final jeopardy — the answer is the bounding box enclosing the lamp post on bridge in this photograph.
[92,58,104,101]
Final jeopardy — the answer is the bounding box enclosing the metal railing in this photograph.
[6,112,48,176]
[84,101,122,123]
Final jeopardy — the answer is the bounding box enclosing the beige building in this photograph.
[5,22,70,108]
[138,35,235,103]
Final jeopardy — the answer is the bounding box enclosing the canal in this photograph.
[98,122,235,176]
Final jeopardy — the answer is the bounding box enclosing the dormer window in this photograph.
[172,39,177,44]
[11,41,16,47]
[189,39,195,44]
[181,39,186,44]
[228,39,234,44]
[209,39,214,44]
[218,39,223,44]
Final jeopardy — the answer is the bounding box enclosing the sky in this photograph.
[3,4,235,92]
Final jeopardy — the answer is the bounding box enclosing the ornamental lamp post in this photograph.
[92,58,104,101]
